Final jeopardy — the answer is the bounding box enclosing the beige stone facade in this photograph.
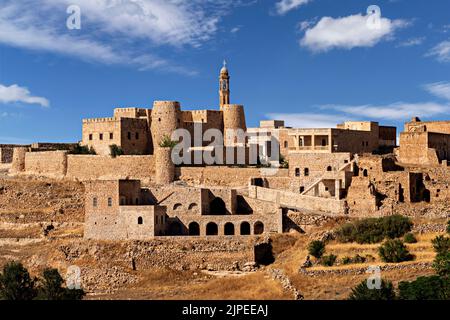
[7,64,450,242]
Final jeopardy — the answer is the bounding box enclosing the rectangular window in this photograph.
[128,132,131,140]
[135,132,139,140]
[108,197,112,207]
[99,133,103,140]
[93,197,98,207]
[295,168,300,177]
[110,133,113,140]
[89,134,93,141]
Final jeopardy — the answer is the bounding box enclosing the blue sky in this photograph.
[0,0,449,143]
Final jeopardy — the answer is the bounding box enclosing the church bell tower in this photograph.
[219,60,230,110]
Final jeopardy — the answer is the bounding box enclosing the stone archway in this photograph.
[206,222,218,236]
[224,222,235,235]
[240,221,251,235]
[188,222,200,236]
[254,221,264,235]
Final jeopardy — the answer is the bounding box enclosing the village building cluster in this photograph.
[2,63,450,240]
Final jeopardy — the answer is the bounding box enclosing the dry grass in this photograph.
[98,269,290,300]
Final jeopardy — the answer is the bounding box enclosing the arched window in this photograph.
[304,168,309,176]
[254,221,264,235]
[137,217,143,225]
[327,166,332,172]
[224,222,235,236]
[188,203,198,210]
[284,141,288,148]
[188,222,200,236]
[93,197,98,207]
[240,222,251,235]
[173,203,182,211]
[295,168,300,177]
[363,169,368,177]
[206,222,218,236]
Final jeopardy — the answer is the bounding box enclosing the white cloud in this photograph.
[275,0,311,15]
[300,13,409,52]
[0,0,246,73]
[424,82,450,101]
[0,84,50,107]
[231,26,242,34]
[398,37,425,47]
[427,40,450,62]
[323,102,449,120]
[265,113,352,128]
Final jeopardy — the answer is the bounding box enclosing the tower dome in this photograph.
[220,60,228,74]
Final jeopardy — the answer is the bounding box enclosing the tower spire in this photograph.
[219,60,230,110]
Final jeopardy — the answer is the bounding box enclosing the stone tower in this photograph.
[150,101,181,149]
[219,60,230,110]
[222,104,247,146]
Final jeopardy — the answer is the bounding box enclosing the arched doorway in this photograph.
[206,222,218,235]
[210,197,226,215]
[240,222,251,235]
[137,217,143,225]
[224,222,235,235]
[188,222,200,236]
[254,221,264,235]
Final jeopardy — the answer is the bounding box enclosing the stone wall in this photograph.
[66,155,154,181]
[0,147,13,163]
[248,186,345,214]
[177,167,289,187]
[24,151,68,178]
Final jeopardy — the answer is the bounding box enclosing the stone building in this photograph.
[397,117,450,166]
[81,62,247,157]
[84,179,283,240]
[8,63,450,240]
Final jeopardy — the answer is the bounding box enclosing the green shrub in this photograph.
[399,275,450,300]
[433,251,450,277]
[279,155,289,169]
[432,235,450,255]
[335,215,413,244]
[378,239,413,263]
[109,144,124,158]
[335,223,357,243]
[37,268,85,300]
[159,135,178,148]
[69,145,96,155]
[380,215,413,239]
[320,254,337,267]
[307,240,326,259]
[403,233,418,244]
[341,254,366,265]
[0,261,37,300]
[348,279,396,300]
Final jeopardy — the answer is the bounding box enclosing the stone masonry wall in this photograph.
[25,151,68,178]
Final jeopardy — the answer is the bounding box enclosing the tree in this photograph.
[399,275,450,300]
[432,235,450,255]
[378,239,413,263]
[0,261,37,300]
[159,135,178,148]
[403,233,418,244]
[37,268,85,300]
[109,144,124,158]
[69,145,96,155]
[348,279,396,300]
[308,240,326,259]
